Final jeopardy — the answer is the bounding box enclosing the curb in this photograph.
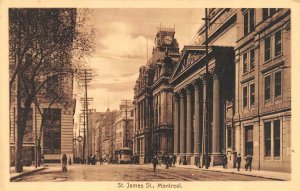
[10,167,47,181]
[177,165,289,181]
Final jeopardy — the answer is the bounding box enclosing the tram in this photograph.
[115,147,133,164]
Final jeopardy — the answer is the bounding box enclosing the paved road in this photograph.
[12,164,271,182]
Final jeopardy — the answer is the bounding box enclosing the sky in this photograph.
[75,8,204,117]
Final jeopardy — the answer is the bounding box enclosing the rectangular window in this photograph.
[262,8,269,20]
[264,121,271,157]
[244,12,249,36]
[245,125,253,156]
[21,108,33,142]
[250,49,255,70]
[243,53,248,73]
[264,76,271,101]
[227,127,232,148]
[275,71,282,98]
[250,84,255,105]
[274,120,281,157]
[264,36,271,62]
[243,86,248,108]
[250,9,255,32]
[275,30,282,56]
[43,108,61,154]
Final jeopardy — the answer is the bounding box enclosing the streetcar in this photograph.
[115,147,133,164]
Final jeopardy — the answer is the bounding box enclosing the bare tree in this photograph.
[9,8,95,172]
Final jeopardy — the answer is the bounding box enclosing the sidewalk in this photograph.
[10,166,46,181]
[176,164,291,181]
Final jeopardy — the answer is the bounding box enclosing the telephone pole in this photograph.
[202,8,211,169]
[122,100,131,147]
[78,68,92,163]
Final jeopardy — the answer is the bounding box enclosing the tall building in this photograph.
[114,100,134,152]
[99,109,117,161]
[133,26,180,163]
[233,8,291,172]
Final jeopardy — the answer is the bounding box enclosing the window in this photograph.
[275,71,282,98]
[245,125,253,156]
[43,108,61,154]
[243,53,248,74]
[250,49,255,70]
[21,108,33,142]
[264,121,271,157]
[264,36,271,62]
[243,86,248,108]
[250,84,255,105]
[274,120,281,157]
[264,75,271,101]
[275,30,282,56]
[262,8,277,20]
[227,127,232,148]
[244,9,255,36]
[243,11,249,36]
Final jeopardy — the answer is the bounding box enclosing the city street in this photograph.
[12,164,271,182]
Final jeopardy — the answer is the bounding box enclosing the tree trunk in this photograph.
[15,119,25,172]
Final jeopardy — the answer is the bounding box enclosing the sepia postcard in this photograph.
[0,0,300,191]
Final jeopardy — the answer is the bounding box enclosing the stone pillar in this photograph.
[201,75,208,168]
[185,86,192,164]
[193,80,200,154]
[173,94,179,155]
[179,91,185,155]
[212,72,220,154]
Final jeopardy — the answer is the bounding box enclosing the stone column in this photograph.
[179,91,185,155]
[201,75,208,168]
[212,72,220,154]
[173,94,179,155]
[193,80,200,154]
[185,86,192,157]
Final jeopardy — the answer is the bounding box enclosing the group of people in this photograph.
[151,154,177,172]
[131,153,140,164]
[235,154,253,172]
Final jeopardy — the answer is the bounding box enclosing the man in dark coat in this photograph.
[245,155,253,171]
[152,155,159,173]
[222,154,228,169]
[62,154,67,172]
[236,153,241,171]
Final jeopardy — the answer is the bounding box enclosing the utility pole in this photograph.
[202,8,211,169]
[78,68,92,163]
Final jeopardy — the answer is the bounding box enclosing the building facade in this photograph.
[114,100,134,152]
[233,8,291,172]
[133,27,180,163]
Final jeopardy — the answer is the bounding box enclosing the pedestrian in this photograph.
[236,153,241,171]
[165,155,170,169]
[62,154,67,172]
[245,155,253,171]
[152,155,159,173]
[195,154,199,167]
[172,155,176,166]
[68,157,72,165]
[222,154,228,169]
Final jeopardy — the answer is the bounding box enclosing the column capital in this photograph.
[179,89,185,98]
[210,67,223,79]
[185,85,192,94]
[192,79,201,90]
[173,92,180,101]
[199,73,212,84]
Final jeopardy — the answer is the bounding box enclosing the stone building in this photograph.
[133,26,180,163]
[99,109,117,161]
[233,8,291,172]
[114,100,134,153]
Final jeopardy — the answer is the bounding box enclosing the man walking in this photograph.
[245,155,253,171]
[222,154,228,169]
[236,153,241,171]
[152,155,159,173]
